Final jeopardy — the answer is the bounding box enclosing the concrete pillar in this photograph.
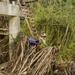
[9,16,20,60]
[0,1,22,60]
[9,16,20,43]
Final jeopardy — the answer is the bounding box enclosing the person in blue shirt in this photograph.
[26,39,39,53]
[28,39,39,45]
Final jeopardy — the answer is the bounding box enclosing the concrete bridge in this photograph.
[0,0,24,60]
[0,0,23,43]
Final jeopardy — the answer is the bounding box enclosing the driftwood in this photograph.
[0,33,75,75]
[0,36,9,64]
[5,33,59,75]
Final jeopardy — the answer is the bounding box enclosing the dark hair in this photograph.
[36,40,39,43]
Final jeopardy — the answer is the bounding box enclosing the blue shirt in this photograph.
[28,39,36,44]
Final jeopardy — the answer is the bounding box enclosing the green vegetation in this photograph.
[21,0,75,61]
[21,21,31,37]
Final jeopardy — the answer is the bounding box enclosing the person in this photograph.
[27,39,39,52]
[28,39,39,45]
[39,31,46,46]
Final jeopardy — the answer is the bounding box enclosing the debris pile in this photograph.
[8,33,58,75]
[0,33,75,75]
[0,36,9,64]
[11,46,57,75]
